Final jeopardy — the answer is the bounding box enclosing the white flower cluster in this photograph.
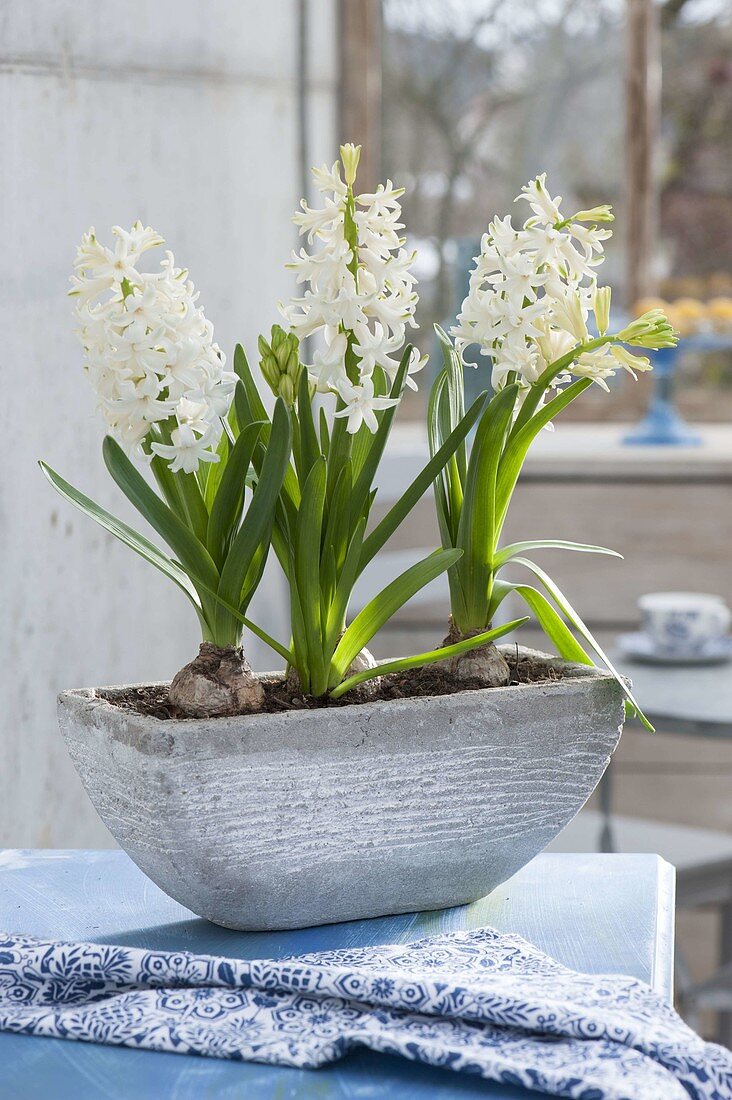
[280,145,424,433]
[451,175,653,398]
[71,223,237,473]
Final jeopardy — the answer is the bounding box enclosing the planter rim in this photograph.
[57,646,623,732]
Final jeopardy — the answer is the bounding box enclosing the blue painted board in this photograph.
[0,850,674,1099]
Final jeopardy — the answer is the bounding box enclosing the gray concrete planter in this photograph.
[57,646,625,930]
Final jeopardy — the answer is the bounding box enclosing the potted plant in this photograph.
[46,151,675,930]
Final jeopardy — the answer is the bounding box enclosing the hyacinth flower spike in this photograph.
[235,144,527,701]
[430,175,677,729]
[42,223,292,716]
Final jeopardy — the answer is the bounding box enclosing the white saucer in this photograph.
[617,632,732,666]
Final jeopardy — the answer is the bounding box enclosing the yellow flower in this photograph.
[706,297,732,333]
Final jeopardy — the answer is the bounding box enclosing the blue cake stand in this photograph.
[624,333,732,447]
[623,345,703,446]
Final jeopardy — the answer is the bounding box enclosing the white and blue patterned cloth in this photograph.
[0,926,730,1098]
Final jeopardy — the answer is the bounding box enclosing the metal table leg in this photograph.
[720,898,732,1048]
[598,761,616,854]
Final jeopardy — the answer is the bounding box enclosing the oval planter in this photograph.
[57,646,625,930]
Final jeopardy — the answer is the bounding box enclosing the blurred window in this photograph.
[659,0,732,422]
[382,0,732,421]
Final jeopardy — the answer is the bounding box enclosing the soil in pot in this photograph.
[98,648,564,721]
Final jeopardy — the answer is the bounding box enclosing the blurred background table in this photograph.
[551,650,732,1045]
[613,652,732,739]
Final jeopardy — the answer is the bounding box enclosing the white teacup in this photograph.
[639,591,731,655]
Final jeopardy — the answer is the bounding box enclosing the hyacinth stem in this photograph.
[200,619,245,649]
[343,182,360,288]
[452,604,494,638]
[150,420,209,541]
[510,335,609,436]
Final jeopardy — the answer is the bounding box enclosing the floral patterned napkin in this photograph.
[1,926,730,1098]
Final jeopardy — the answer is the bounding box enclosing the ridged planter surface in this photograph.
[58,647,625,930]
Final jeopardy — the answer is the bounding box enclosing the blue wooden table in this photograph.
[0,850,675,1099]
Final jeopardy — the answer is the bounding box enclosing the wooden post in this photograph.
[296,0,311,207]
[339,0,382,191]
[626,0,661,308]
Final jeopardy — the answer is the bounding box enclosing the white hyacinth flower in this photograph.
[516,173,564,226]
[149,422,221,474]
[333,376,399,435]
[71,223,236,472]
[280,146,420,434]
[451,175,631,402]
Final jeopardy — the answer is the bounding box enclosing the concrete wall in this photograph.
[0,1,337,846]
